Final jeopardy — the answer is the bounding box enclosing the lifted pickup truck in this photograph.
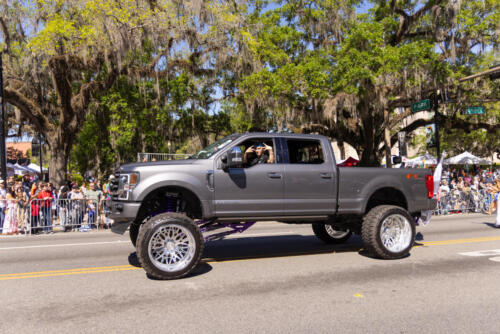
[107,133,437,279]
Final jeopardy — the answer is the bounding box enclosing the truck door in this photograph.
[213,137,284,217]
[282,138,337,215]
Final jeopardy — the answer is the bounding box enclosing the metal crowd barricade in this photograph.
[435,188,492,215]
[27,198,104,234]
[137,153,191,162]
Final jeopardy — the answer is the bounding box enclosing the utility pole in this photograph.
[433,92,441,162]
[0,52,7,181]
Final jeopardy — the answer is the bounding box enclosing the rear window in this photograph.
[286,139,324,164]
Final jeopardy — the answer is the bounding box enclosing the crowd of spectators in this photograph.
[436,166,500,215]
[0,173,114,235]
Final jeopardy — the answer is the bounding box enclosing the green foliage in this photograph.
[4,0,498,173]
[70,173,84,186]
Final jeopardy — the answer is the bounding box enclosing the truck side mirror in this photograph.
[221,153,228,171]
[221,147,243,171]
[229,146,243,168]
[392,156,402,165]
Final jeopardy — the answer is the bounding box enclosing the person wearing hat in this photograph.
[243,142,274,167]
[69,184,85,230]
[58,185,70,230]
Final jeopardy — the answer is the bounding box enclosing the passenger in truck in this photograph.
[243,142,274,167]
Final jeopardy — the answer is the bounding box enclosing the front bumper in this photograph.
[105,200,141,234]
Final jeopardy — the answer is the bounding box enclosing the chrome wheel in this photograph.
[325,225,350,239]
[148,224,196,272]
[380,214,412,253]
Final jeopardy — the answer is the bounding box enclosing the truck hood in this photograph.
[118,159,196,172]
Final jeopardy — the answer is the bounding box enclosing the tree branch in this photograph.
[3,87,53,133]
[391,0,446,45]
[48,55,74,121]
[379,118,434,155]
[441,114,500,134]
[0,17,10,52]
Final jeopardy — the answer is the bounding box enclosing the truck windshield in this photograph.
[189,135,239,159]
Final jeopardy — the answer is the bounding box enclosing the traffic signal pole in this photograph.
[433,92,441,163]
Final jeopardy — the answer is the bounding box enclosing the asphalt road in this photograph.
[1,213,500,333]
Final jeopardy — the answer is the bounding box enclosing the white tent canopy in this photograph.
[407,153,438,166]
[13,163,39,175]
[444,151,492,165]
[28,163,48,172]
[13,163,30,175]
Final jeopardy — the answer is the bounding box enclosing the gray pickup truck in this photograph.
[107,133,436,279]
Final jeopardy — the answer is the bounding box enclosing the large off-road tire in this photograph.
[129,223,140,247]
[136,213,204,280]
[312,223,352,244]
[361,205,415,259]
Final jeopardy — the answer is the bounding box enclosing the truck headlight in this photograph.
[118,172,140,199]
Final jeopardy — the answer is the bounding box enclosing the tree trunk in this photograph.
[359,147,380,167]
[48,144,67,187]
[359,105,380,167]
[338,140,346,160]
[47,130,73,187]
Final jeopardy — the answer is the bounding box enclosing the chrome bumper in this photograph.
[105,200,141,222]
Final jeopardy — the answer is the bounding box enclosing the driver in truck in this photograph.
[243,142,274,166]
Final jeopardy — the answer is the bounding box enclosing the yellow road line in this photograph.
[0,266,140,281]
[2,235,500,280]
[0,264,135,277]
[420,236,500,246]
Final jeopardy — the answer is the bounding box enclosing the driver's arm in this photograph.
[264,144,274,163]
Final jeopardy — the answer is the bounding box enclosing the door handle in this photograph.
[320,173,332,179]
[267,172,282,179]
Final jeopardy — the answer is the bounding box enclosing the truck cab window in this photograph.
[237,138,275,167]
[286,139,324,164]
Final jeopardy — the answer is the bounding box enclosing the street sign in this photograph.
[411,99,430,113]
[464,106,485,115]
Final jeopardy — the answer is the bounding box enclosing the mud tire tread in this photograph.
[136,213,204,280]
[361,205,415,259]
[129,223,140,247]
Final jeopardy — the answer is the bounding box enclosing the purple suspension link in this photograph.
[197,220,256,242]
[166,195,177,212]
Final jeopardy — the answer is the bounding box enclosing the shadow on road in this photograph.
[128,252,141,267]
[482,222,500,229]
[127,233,426,279]
[202,234,364,262]
[146,263,213,280]
[128,251,214,280]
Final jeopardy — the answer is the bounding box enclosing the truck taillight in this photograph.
[425,174,433,198]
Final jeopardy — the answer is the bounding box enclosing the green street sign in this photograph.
[465,106,484,115]
[411,99,430,112]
